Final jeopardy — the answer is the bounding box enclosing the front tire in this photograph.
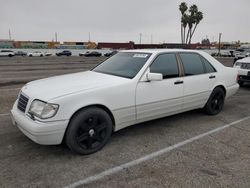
[203,87,225,115]
[65,107,113,155]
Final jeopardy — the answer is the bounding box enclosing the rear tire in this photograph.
[65,107,113,155]
[203,87,225,115]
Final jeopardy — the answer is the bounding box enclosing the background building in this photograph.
[0,40,14,48]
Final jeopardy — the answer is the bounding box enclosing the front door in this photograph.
[136,53,184,122]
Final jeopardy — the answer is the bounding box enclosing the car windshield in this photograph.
[92,52,151,79]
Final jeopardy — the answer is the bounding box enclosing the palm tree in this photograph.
[179,2,188,43]
[182,14,188,44]
[179,3,203,45]
[189,11,203,44]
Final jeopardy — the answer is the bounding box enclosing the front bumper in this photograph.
[239,75,250,82]
[238,69,250,82]
[11,101,69,145]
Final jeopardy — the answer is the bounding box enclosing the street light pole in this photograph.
[55,32,58,42]
[8,29,11,40]
[218,33,222,55]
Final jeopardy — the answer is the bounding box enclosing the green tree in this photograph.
[179,2,203,45]
[179,2,188,43]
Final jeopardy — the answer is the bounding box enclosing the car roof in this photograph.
[121,49,204,55]
[237,57,250,63]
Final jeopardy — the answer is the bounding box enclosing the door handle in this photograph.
[174,80,184,85]
[209,75,216,79]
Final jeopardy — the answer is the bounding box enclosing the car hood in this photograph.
[21,71,130,101]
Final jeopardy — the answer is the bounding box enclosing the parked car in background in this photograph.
[14,51,27,57]
[82,51,102,57]
[234,48,250,62]
[56,50,72,56]
[104,50,118,57]
[211,51,232,57]
[11,49,239,155]
[27,51,44,57]
[0,50,15,57]
[44,52,53,56]
[233,57,250,86]
[79,52,85,56]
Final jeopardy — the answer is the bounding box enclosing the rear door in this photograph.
[179,53,217,111]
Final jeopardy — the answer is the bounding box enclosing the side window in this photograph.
[179,53,205,76]
[150,53,179,79]
[202,57,216,73]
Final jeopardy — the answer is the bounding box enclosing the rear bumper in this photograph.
[11,101,69,145]
[226,84,239,99]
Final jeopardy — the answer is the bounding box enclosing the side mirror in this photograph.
[147,72,163,82]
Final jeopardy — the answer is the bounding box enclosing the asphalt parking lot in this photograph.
[0,56,249,188]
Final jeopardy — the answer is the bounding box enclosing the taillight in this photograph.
[236,74,239,82]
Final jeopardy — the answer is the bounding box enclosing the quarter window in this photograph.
[202,57,216,73]
[150,54,179,79]
[179,53,205,76]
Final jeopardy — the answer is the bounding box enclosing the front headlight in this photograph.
[234,62,241,67]
[29,100,59,119]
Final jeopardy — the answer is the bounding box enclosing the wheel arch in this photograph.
[213,84,226,96]
[67,104,115,131]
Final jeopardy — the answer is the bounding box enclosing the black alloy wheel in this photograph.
[204,87,225,115]
[65,107,113,155]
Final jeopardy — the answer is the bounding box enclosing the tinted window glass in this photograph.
[179,53,205,76]
[150,54,179,79]
[93,52,151,79]
[202,57,216,73]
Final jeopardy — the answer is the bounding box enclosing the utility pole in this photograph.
[151,34,153,44]
[55,32,58,42]
[218,33,222,55]
[88,32,91,42]
[139,33,142,44]
[8,29,11,40]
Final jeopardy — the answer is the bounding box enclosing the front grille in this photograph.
[241,63,250,70]
[17,94,29,113]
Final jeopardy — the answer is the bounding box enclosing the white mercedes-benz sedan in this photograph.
[11,49,239,154]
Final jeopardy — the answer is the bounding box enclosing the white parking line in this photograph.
[65,116,250,188]
[0,88,21,92]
